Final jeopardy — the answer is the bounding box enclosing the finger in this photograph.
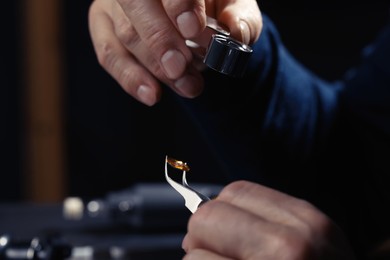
[214,0,262,44]
[161,0,206,39]
[116,0,192,80]
[110,3,166,84]
[217,181,331,233]
[111,2,204,98]
[185,200,309,260]
[89,0,161,106]
[172,65,204,98]
[183,248,234,260]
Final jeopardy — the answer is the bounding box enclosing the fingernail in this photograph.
[174,74,203,98]
[161,50,187,79]
[239,20,250,44]
[137,85,156,106]
[177,11,200,39]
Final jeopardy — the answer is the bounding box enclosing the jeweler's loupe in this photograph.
[204,34,253,78]
[186,17,253,78]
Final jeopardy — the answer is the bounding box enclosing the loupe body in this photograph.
[204,34,253,77]
[187,17,253,77]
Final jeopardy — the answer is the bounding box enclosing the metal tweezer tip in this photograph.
[165,156,210,213]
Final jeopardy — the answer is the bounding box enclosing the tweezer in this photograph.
[165,156,210,213]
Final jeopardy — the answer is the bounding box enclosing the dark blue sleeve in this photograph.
[174,13,390,256]
[244,15,343,160]
[176,15,343,183]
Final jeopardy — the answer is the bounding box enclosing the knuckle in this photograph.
[116,0,132,8]
[143,53,165,78]
[293,199,332,232]
[293,198,315,210]
[138,54,167,83]
[310,211,333,235]
[149,62,166,80]
[118,67,138,94]
[95,41,116,70]
[115,20,138,47]
[161,0,196,13]
[283,237,312,259]
[188,200,218,232]
[95,44,138,96]
[142,22,176,53]
[266,230,312,259]
[219,180,253,201]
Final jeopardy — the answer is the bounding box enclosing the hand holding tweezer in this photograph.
[165,156,210,213]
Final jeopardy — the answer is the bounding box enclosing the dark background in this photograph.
[0,1,22,201]
[1,1,389,201]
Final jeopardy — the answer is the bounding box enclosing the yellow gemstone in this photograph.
[166,157,190,172]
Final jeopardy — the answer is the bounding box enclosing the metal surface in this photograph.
[165,156,210,213]
[186,16,253,77]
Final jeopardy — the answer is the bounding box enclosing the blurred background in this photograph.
[1,0,389,203]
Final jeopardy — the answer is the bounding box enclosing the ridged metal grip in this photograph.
[204,34,253,78]
[186,16,253,78]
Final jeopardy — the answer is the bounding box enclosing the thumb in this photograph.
[215,0,262,45]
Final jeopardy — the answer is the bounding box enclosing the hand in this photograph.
[88,0,262,106]
[182,181,355,260]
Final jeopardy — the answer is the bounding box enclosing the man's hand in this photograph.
[182,181,355,260]
[88,0,262,106]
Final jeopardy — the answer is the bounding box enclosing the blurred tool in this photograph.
[0,235,71,260]
[63,183,223,230]
[0,234,183,260]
